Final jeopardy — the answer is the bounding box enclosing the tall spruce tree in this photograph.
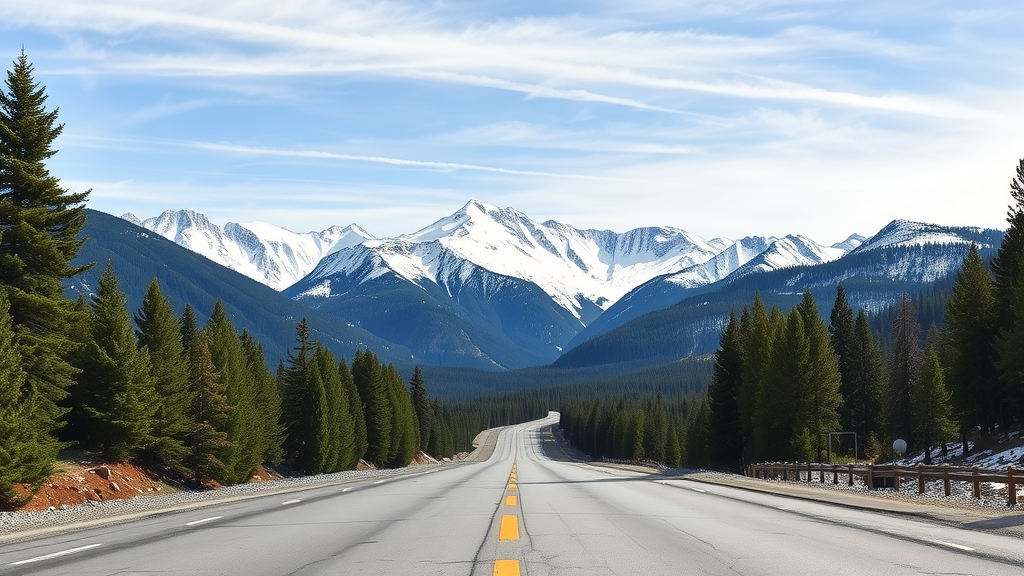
[830,284,856,432]
[890,293,922,446]
[206,301,261,484]
[943,243,998,443]
[737,296,773,461]
[409,366,432,452]
[339,359,367,464]
[279,318,315,468]
[991,158,1024,425]
[240,331,284,467]
[849,311,888,458]
[0,50,91,474]
[76,262,159,460]
[797,291,843,463]
[706,311,744,470]
[353,349,391,465]
[756,307,808,461]
[183,331,233,486]
[135,280,191,467]
[914,338,957,464]
[0,290,50,504]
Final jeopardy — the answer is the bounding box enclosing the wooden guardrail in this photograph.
[745,462,1024,506]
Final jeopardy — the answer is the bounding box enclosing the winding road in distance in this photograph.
[2,413,1022,575]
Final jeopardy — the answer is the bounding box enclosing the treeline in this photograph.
[0,53,544,506]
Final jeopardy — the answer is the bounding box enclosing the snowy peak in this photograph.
[730,234,845,279]
[852,220,993,253]
[122,210,374,290]
[832,233,866,252]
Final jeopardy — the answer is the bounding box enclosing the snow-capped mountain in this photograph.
[293,200,778,323]
[122,210,373,290]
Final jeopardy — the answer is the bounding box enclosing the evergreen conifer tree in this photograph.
[943,243,998,443]
[279,318,316,469]
[737,296,773,461]
[352,349,391,465]
[890,293,922,446]
[707,311,744,470]
[135,280,191,467]
[830,284,856,431]
[339,359,367,464]
[240,331,284,467]
[205,301,261,484]
[76,262,159,460]
[0,50,91,470]
[849,311,888,458]
[756,307,808,461]
[913,339,957,464]
[798,290,843,462]
[0,291,51,504]
[183,331,233,485]
[409,366,432,452]
[991,159,1024,425]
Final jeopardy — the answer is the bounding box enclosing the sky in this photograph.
[2,1,1022,245]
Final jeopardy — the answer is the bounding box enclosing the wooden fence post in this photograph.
[1008,466,1017,507]
[917,463,925,494]
[972,466,981,499]
[848,463,854,487]
[943,465,951,497]
[894,468,901,492]
[832,465,838,485]
[866,464,875,490]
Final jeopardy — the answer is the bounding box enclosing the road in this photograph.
[2,413,1022,575]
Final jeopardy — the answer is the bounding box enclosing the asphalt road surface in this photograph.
[3,413,1022,575]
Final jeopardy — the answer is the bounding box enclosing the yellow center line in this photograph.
[507,483,517,490]
[505,495,517,506]
[493,559,521,576]
[499,515,520,540]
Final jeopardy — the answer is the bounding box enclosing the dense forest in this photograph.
[0,54,546,506]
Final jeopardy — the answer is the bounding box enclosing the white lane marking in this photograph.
[282,499,301,505]
[342,487,353,492]
[185,516,222,527]
[690,488,706,493]
[10,544,103,565]
[933,540,975,551]
[777,507,790,511]
[373,480,386,484]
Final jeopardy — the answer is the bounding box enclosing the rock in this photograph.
[90,466,110,480]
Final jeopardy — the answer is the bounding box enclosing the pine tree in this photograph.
[0,290,51,504]
[706,311,744,470]
[279,318,315,467]
[75,262,159,460]
[135,279,191,467]
[383,363,418,467]
[756,307,808,461]
[0,50,90,472]
[409,366,432,452]
[991,159,1024,425]
[848,311,888,458]
[240,331,284,467]
[352,349,391,465]
[205,301,261,484]
[339,359,367,464]
[913,338,957,464]
[798,290,843,462]
[943,243,998,443]
[183,331,233,486]
[179,304,199,353]
[830,284,856,432]
[737,296,773,461]
[890,293,922,446]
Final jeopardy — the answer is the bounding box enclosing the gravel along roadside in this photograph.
[0,464,458,544]
[673,470,1024,539]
